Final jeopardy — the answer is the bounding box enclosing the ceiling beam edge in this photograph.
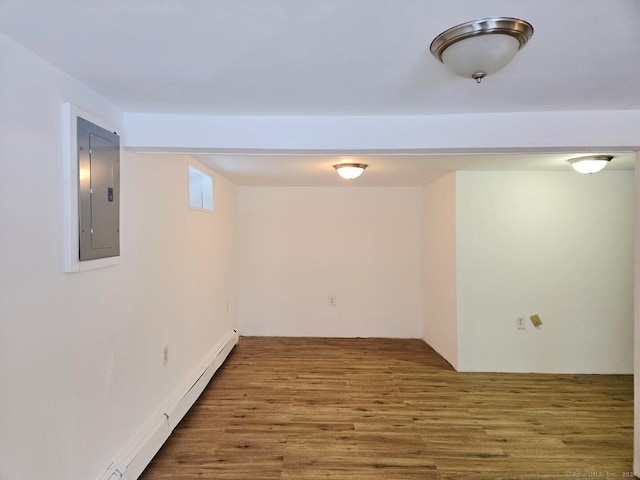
[123,110,640,153]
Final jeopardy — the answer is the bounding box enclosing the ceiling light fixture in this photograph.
[430,17,534,83]
[333,163,368,179]
[568,155,613,174]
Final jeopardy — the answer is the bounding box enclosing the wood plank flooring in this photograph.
[139,337,634,479]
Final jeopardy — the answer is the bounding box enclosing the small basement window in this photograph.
[189,166,213,211]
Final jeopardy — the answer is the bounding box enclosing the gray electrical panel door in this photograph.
[77,117,120,261]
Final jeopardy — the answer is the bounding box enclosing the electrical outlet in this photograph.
[516,316,525,330]
[530,314,543,327]
[328,296,337,307]
[163,345,169,365]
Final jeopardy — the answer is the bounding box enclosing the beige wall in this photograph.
[634,153,640,474]
[422,173,458,369]
[0,33,238,480]
[238,187,423,338]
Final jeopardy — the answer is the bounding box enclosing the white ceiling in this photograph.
[196,152,637,186]
[1,0,638,184]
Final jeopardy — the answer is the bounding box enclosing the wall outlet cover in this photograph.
[530,314,543,327]
[163,346,169,365]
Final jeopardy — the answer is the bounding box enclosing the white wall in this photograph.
[456,171,634,373]
[0,32,237,480]
[238,187,422,338]
[634,153,640,474]
[422,173,458,369]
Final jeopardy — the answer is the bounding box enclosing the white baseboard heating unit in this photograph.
[98,328,239,480]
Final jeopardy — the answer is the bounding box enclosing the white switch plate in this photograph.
[516,316,525,330]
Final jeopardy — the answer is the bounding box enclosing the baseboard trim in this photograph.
[97,328,239,480]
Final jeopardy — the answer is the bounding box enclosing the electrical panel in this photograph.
[77,117,120,261]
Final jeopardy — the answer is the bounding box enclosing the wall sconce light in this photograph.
[333,163,368,179]
[568,155,613,174]
[430,17,534,83]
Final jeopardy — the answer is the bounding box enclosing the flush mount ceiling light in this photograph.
[568,155,613,174]
[430,17,534,83]
[333,163,368,179]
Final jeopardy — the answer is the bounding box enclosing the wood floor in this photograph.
[139,337,634,479]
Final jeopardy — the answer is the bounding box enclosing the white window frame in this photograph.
[188,166,213,212]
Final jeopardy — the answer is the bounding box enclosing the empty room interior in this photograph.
[1,1,639,479]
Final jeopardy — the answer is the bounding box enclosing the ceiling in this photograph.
[1,0,639,116]
[1,0,638,185]
[196,152,637,186]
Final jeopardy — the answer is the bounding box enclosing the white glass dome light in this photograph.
[431,17,534,83]
[333,163,368,179]
[568,155,613,174]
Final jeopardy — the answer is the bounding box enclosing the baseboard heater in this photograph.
[98,328,239,480]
